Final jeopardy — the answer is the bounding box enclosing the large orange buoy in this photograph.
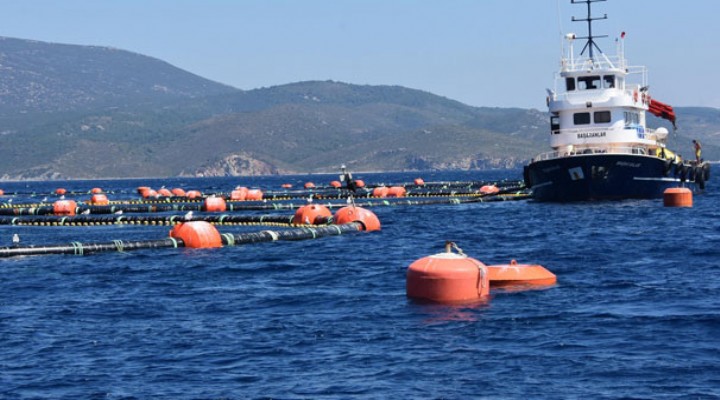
[414,178,425,186]
[91,187,103,194]
[157,188,173,197]
[55,188,67,196]
[329,180,342,188]
[203,196,227,212]
[406,242,489,303]
[387,186,407,197]
[333,206,380,231]
[281,183,293,189]
[663,187,692,207]
[230,187,248,201]
[372,186,389,198]
[141,189,158,199]
[89,194,109,205]
[487,259,556,287]
[246,189,264,201]
[479,185,500,195]
[171,188,186,197]
[170,221,222,248]
[292,204,333,225]
[354,180,365,188]
[304,182,316,189]
[53,200,77,216]
[137,186,151,195]
[186,190,202,199]
[0,189,4,196]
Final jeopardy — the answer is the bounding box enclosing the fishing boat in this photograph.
[523,0,710,202]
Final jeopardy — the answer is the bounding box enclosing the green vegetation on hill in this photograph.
[0,37,717,180]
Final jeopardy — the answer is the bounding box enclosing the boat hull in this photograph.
[524,154,708,202]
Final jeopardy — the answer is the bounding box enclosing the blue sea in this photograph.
[1,170,718,399]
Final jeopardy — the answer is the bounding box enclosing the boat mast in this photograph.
[571,0,607,62]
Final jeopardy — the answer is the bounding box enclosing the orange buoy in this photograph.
[53,200,77,216]
[480,185,500,195]
[186,190,202,199]
[663,187,692,207]
[487,259,556,287]
[141,189,157,199]
[387,186,407,197]
[157,188,173,197]
[203,196,227,212]
[89,194,109,205]
[330,180,342,188]
[91,187,103,194]
[414,178,425,185]
[406,242,489,303]
[171,188,186,197]
[372,186,389,198]
[0,189,4,196]
[246,189,264,201]
[55,188,67,196]
[230,187,248,201]
[333,206,380,231]
[354,180,365,188]
[170,221,222,248]
[136,186,151,195]
[292,204,333,225]
[281,183,293,189]
[304,182,316,189]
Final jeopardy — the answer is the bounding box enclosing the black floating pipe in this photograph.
[0,238,184,257]
[0,222,365,258]
[220,222,363,246]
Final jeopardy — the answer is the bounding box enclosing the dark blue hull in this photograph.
[524,154,709,202]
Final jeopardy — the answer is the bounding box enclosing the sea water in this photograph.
[1,170,718,399]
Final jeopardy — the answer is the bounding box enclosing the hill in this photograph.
[0,37,717,180]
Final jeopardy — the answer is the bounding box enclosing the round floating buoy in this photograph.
[487,259,556,287]
[55,188,67,196]
[414,178,425,186]
[406,242,489,303]
[137,186,151,195]
[480,185,500,195]
[333,206,380,231]
[330,180,342,188]
[246,189,264,201]
[281,183,293,189]
[387,186,407,197]
[372,186,389,198]
[230,187,248,201]
[203,196,227,212]
[354,180,365,188]
[171,188,186,197]
[91,187,103,194]
[157,188,173,197]
[663,187,692,207]
[0,189,4,196]
[292,204,333,225]
[186,190,202,199]
[141,189,158,199]
[53,200,78,216]
[304,182,316,189]
[170,221,222,248]
[89,194,109,205]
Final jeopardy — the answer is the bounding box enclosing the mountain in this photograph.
[0,37,717,180]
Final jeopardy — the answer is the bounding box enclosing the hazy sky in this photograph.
[1,0,718,109]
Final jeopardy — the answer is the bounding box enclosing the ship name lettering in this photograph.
[616,161,641,168]
[577,131,606,139]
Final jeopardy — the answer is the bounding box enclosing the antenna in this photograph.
[571,0,607,61]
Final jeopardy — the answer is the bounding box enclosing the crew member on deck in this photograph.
[693,140,702,163]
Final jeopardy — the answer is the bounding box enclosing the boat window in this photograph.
[551,115,560,133]
[594,111,611,123]
[574,112,591,125]
[603,75,615,88]
[624,111,639,126]
[577,76,601,90]
[565,77,576,91]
